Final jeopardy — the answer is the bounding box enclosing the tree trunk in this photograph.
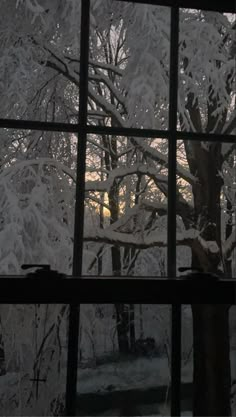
[129,304,136,351]
[0,315,6,375]
[191,304,231,416]
[115,303,130,353]
[187,143,231,415]
[111,244,130,353]
[139,304,144,339]
[0,333,6,375]
[105,134,130,354]
[225,195,233,277]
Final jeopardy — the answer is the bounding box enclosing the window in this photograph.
[0,0,235,416]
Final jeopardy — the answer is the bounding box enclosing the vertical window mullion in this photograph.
[168,6,181,417]
[65,0,90,415]
[168,7,178,279]
[73,4,90,274]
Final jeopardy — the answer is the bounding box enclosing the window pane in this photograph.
[77,304,171,416]
[181,305,193,415]
[0,2,81,123]
[88,0,170,130]
[178,10,235,135]
[83,135,168,277]
[181,305,236,416]
[230,305,236,417]
[0,129,77,275]
[177,140,236,276]
[0,304,68,415]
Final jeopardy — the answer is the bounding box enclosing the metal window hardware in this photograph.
[21,264,65,279]
[179,267,220,281]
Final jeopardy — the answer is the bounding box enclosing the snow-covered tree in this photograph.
[0,0,235,414]
[0,2,235,277]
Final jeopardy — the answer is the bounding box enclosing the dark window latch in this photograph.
[179,267,220,281]
[21,264,65,279]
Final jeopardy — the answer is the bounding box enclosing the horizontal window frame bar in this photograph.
[176,131,236,143]
[0,277,235,303]
[115,0,235,13]
[86,125,169,138]
[0,118,80,134]
[0,118,235,143]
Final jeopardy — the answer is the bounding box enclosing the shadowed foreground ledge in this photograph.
[0,277,235,304]
[76,383,193,416]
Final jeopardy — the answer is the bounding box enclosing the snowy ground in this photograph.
[75,351,236,416]
[0,351,235,416]
[77,356,171,394]
[77,350,236,394]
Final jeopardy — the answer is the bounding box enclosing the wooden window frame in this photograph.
[0,0,234,415]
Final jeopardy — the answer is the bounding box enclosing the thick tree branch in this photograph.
[130,138,196,185]
[84,228,221,256]
[223,228,236,259]
[85,164,168,192]
[84,228,199,248]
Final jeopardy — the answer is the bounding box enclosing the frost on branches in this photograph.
[0,129,76,275]
[0,0,234,276]
[0,0,235,414]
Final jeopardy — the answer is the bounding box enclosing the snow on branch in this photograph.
[85,195,111,211]
[44,56,80,88]
[33,40,80,87]
[88,84,126,127]
[0,158,75,183]
[89,72,126,109]
[222,113,236,135]
[85,181,107,193]
[84,225,223,258]
[65,56,124,76]
[85,164,167,193]
[223,228,236,259]
[221,143,236,159]
[130,138,196,184]
[84,228,200,249]
[104,201,168,232]
[89,59,123,76]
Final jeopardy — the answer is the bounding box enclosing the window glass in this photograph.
[181,305,236,416]
[78,303,171,416]
[181,305,193,415]
[230,305,236,416]
[177,140,236,276]
[83,135,168,276]
[0,304,68,416]
[0,2,81,123]
[0,129,77,275]
[88,0,170,130]
[178,10,236,135]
